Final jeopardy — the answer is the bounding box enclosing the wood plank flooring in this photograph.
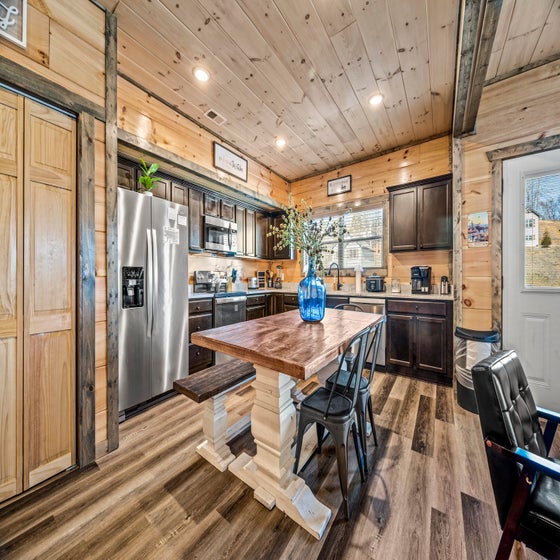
[0,373,549,559]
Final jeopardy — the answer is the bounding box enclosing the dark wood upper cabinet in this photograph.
[188,189,204,251]
[220,200,235,221]
[389,186,417,252]
[235,206,246,256]
[389,175,452,252]
[418,179,452,250]
[171,182,188,206]
[245,209,256,257]
[204,193,219,216]
[270,215,293,260]
[117,161,136,191]
[255,211,269,259]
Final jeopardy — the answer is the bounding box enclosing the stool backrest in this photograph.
[364,317,385,384]
[324,327,370,418]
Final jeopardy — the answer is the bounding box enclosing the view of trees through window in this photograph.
[524,172,560,288]
[316,207,384,270]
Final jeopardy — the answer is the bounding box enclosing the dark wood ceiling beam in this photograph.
[453,0,503,137]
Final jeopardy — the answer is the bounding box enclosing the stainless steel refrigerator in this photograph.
[118,188,188,413]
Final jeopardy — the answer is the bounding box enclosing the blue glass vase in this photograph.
[298,259,326,322]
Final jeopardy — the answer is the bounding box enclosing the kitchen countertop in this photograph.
[189,287,453,301]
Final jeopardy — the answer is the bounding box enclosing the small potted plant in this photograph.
[138,157,163,194]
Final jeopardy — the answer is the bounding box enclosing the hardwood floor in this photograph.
[0,373,548,559]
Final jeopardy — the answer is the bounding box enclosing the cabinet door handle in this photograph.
[196,326,201,331]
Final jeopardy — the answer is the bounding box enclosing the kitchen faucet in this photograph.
[328,262,343,291]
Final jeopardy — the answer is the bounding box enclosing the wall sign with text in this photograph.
[213,142,248,182]
[0,0,26,48]
[327,175,352,196]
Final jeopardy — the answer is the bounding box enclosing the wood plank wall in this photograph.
[0,0,105,108]
[117,77,290,206]
[461,60,560,330]
[288,136,452,286]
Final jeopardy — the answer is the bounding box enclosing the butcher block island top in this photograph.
[191,308,383,380]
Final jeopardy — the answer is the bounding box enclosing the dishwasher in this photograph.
[348,297,386,367]
[213,292,247,365]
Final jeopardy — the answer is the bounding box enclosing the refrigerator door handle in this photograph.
[146,228,154,338]
[151,228,159,337]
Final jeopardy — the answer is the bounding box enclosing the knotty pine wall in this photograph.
[288,136,452,287]
[117,77,290,207]
[0,0,105,108]
[460,60,560,330]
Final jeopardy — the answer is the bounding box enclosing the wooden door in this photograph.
[0,89,23,501]
[389,187,417,252]
[23,99,76,490]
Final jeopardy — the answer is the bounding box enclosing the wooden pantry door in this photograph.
[0,89,23,501]
[23,99,77,490]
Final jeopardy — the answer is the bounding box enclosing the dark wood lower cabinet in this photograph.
[188,298,213,373]
[246,294,266,320]
[282,293,299,312]
[386,299,452,385]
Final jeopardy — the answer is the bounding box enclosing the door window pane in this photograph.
[524,172,560,288]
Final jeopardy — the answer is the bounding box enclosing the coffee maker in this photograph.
[411,266,432,294]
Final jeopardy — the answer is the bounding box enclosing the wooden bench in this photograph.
[174,359,256,471]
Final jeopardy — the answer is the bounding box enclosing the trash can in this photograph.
[455,327,500,413]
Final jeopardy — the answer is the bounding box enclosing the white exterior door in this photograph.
[503,149,560,408]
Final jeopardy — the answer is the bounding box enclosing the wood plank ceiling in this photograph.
[102,0,560,182]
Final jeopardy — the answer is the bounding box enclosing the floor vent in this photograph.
[204,109,226,126]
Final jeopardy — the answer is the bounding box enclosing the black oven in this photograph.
[204,215,238,253]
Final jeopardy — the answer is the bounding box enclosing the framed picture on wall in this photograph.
[327,175,352,196]
[213,142,248,182]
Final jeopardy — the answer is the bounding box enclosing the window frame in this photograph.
[302,194,389,276]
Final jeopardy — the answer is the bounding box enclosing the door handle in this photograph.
[146,228,153,338]
[151,228,159,336]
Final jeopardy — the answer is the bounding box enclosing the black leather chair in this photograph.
[293,327,370,519]
[471,349,560,560]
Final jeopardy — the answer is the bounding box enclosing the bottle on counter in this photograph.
[354,266,362,293]
[440,276,450,294]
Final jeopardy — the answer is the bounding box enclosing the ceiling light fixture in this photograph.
[275,138,286,148]
[193,67,210,82]
[369,93,383,106]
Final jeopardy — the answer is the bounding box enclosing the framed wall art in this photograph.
[213,142,248,182]
[327,175,352,196]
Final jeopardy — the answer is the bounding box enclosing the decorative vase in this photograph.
[298,258,326,322]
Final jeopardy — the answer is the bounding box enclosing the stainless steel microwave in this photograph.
[204,215,238,253]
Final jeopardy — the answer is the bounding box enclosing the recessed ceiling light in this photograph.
[369,93,383,106]
[194,67,210,82]
[275,138,286,148]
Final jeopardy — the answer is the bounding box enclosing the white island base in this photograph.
[228,365,331,540]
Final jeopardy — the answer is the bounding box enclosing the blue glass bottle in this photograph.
[298,258,326,322]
